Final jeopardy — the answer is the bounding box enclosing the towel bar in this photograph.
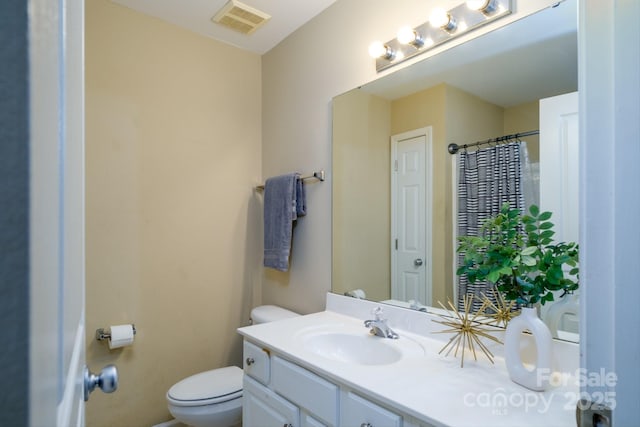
[255,170,325,191]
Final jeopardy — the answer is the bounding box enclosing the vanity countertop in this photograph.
[238,308,579,427]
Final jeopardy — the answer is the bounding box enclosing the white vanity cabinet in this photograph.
[242,338,426,427]
[340,390,402,427]
[271,355,339,426]
[244,375,299,426]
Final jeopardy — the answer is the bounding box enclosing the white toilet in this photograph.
[165,305,299,427]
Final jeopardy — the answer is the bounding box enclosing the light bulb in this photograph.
[466,0,488,10]
[368,41,394,60]
[429,7,457,32]
[397,26,424,48]
[429,7,449,28]
[397,26,416,44]
[368,41,386,58]
[466,0,497,14]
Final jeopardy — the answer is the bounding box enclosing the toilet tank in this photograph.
[250,305,299,324]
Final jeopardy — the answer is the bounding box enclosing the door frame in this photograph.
[579,1,640,422]
[390,127,433,306]
[28,0,86,424]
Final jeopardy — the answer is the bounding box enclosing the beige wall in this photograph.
[504,100,540,162]
[332,90,391,301]
[85,1,261,425]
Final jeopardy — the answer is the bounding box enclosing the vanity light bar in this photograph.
[372,0,512,73]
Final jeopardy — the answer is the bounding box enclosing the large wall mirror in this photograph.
[332,0,579,342]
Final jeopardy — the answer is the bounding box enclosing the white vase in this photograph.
[544,292,579,338]
[504,307,552,391]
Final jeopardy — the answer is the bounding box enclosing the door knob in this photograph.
[84,364,118,401]
[414,258,423,266]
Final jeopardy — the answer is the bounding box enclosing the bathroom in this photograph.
[4,0,638,425]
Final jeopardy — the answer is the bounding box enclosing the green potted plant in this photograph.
[455,202,579,391]
[456,203,579,307]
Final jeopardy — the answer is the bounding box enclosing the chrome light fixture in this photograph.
[368,0,511,72]
[466,0,499,15]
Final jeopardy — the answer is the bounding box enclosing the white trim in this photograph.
[579,0,640,422]
[57,322,85,426]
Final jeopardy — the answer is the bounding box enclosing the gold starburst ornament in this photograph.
[432,295,502,367]
[480,287,520,328]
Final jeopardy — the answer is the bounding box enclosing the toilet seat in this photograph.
[167,366,243,407]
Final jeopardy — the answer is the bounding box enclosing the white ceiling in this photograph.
[111,0,338,54]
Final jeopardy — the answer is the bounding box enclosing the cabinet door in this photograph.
[244,340,271,385]
[341,390,402,427]
[244,376,299,426]
[272,356,338,426]
[302,413,328,427]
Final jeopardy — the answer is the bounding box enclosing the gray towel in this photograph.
[263,173,306,271]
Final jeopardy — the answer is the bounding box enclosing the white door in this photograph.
[539,91,579,333]
[29,0,89,424]
[391,128,433,307]
[540,91,579,244]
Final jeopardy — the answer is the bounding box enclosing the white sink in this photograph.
[296,327,425,366]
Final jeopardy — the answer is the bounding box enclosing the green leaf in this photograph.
[498,266,513,276]
[547,266,564,285]
[529,205,540,217]
[540,230,555,239]
[516,277,534,290]
[521,215,534,224]
[521,255,537,266]
[540,292,555,305]
[539,221,554,230]
[521,246,537,256]
[538,211,553,221]
[487,270,503,283]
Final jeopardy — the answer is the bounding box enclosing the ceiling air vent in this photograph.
[211,0,271,35]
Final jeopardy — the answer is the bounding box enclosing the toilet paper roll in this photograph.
[108,324,135,349]
[345,289,366,299]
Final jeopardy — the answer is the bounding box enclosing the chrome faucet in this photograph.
[364,307,398,339]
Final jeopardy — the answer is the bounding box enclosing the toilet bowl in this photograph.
[164,305,299,427]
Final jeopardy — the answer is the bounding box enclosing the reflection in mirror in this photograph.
[331,0,579,342]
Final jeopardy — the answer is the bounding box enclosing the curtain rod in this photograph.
[447,130,539,155]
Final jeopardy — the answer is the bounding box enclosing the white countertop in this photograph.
[238,300,580,427]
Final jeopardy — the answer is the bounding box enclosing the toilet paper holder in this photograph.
[96,324,137,341]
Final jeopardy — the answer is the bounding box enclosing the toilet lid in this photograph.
[167,366,243,407]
